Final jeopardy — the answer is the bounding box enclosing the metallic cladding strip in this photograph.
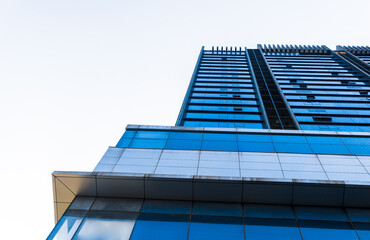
[175,47,204,126]
[256,48,301,130]
[331,50,370,82]
[245,47,270,129]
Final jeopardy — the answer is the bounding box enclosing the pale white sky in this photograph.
[0,0,369,238]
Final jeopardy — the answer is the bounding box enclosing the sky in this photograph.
[0,0,369,238]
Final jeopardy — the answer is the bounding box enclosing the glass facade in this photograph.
[116,129,370,155]
[49,197,370,240]
[49,45,370,240]
[177,48,267,129]
[177,45,370,132]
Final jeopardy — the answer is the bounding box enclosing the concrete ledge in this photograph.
[52,171,370,222]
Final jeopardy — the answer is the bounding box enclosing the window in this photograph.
[313,116,332,122]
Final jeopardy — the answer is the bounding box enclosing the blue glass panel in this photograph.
[341,137,370,145]
[310,144,350,155]
[192,202,242,217]
[169,132,203,140]
[116,131,136,147]
[274,143,312,153]
[347,208,370,222]
[202,140,238,151]
[295,206,348,221]
[129,139,166,149]
[244,204,295,219]
[353,222,370,239]
[299,220,358,240]
[244,218,301,240]
[346,145,370,155]
[130,214,189,240]
[237,134,272,142]
[72,211,137,240]
[238,141,275,152]
[116,138,133,148]
[141,200,192,214]
[47,210,86,240]
[165,139,202,150]
[306,136,342,144]
[203,133,237,141]
[184,121,202,127]
[122,130,136,139]
[189,216,244,240]
[271,135,308,143]
[134,131,169,139]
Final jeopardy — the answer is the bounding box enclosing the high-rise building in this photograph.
[48,45,370,240]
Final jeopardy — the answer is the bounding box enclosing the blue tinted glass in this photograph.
[341,137,370,145]
[73,211,136,240]
[346,145,370,155]
[129,139,166,149]
[244,204,295,219]
[192,202,242,217]
[135,131,169,139]
[310,144,350,154]
[237,134,272,142]
[165,139,202,150]
[244,218,301,240]
[122,130,136,139]
[202,140,238,151]
[238,142,275,152]
[306,136,342,144]
[295,206,348,221]
[130,214,189,240]
[189,216,244,240]
[353,222,370,239]
[141,200,192,214]
[203,133,237,141]
[347,208,370,222]
[169,132,203,140]
[274,143,312,153]
[299,220,358,240]
[116,138,133,148]
[47,210,86,240]
[272,135,308,143]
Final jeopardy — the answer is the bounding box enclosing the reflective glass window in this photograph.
[165,139,202,150]
[202,140,238,151]
[91,198,142,212]
[298,220,358,240]
[129,139,166,149]
[47,210,86,240]
[244,218,302,240]
[310,144,350,155]
[141,200,192,214]
[169,132,203,140]
[189,216,244,240]
[72,211,136,240]
[237,134,272,142]
[274,143,312,154]
[134,131,169,139]
[203,133,237,141]
[238,141,275,152]
[295,206,348,221]
[192,202,243,217]
[244,204,295,219]
[130,213,189,240]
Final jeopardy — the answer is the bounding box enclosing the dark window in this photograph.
[313,116,332,122]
